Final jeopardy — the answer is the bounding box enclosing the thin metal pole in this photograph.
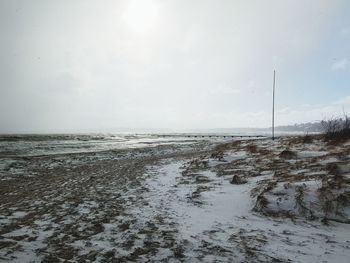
[272,70,276,140]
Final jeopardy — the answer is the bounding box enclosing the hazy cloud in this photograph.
[341,27,350,37]
[0,0,349,132]
[335,96,350,106]
[332,59,349,71]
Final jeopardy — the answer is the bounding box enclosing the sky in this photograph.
[0,0,350,133]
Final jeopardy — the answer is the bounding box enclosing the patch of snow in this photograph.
[290,169,310,175]
[298,151,328,158]
[139,158,350,262]
[209,151,247,167]
[224,150,247,163]
[76,201,98,215]
[8,211,28,219]
[319,157,339,164]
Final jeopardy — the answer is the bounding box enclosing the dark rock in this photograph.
[230,175,247,184]
[279,150,297,159]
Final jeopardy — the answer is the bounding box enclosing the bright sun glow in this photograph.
[123,0,159,34]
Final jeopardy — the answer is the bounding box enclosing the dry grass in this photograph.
[210,151,224,161]
[295,185,315,220]
[318,173,350,223]
[302,134,314,144]
[246,144,258,154]
[213,140,241,152]
[322,115,350,142]
[286,134,323,146]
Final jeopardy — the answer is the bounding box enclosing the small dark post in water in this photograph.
[272,70,276,140]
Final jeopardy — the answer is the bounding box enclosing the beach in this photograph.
[0,134,350,262]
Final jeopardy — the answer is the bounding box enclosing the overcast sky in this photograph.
[1,0,350,133]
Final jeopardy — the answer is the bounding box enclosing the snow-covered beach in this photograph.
[1,134,350,262]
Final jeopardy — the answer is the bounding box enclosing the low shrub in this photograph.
[321,114,350,141]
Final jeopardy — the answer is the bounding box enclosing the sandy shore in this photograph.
[1,136,350,262]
